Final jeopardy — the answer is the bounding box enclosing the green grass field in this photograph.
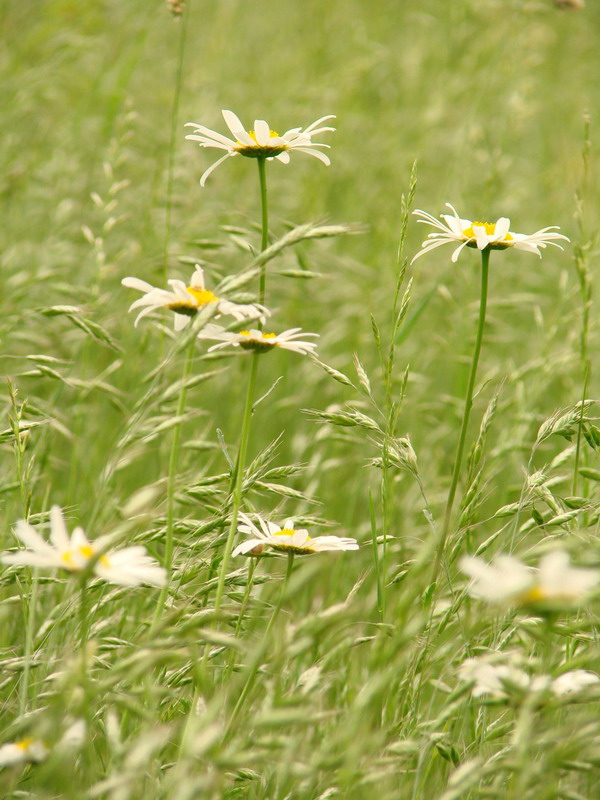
[2,0,600,797]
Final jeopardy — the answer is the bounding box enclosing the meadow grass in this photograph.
[2,0,600,797]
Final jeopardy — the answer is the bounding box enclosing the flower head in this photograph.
[552,670,600,696]
[459,656,600,702]
[0,737,48,767]
[412,204,569,263]
[232,512,359,557]
[1,506,167,588]
[460,550,599,608]
[458,656,533,699]
[197,323,318,356]
[185,109,335,185]
[122,265,269,330]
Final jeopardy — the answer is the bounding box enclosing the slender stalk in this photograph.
[432,248,490,584]
[224,558,257,680]
[257,157,269,313]
[213,159,269,611]
[233,558,257,639]
[19,569,39,716]
[152,339,196,629]
[79,576,92,723]
[572,363,590,496]
[163,5,191,278]
[225,553,294,737]
[213,352,259,612]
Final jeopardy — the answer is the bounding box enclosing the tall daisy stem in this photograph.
[213,158,269,611]
[163,3,191,277]
[79,576,92,722]
[432,248,490,584]
[152,339,196,629]
[257,157,269,312]
[225,553,294,737]
[19,569,39,716]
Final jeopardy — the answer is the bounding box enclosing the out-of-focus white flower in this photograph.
[122,265,268,330]
[552,670,600,696]
[0,737,48,767]
[459,550,599,607]
[232,512,359,557]
[197,323,319,356]
[1,506,166,588]
[185,109,335,185]
[459,657,600,702]
[459,555,532,603]
[412,204,569,263]
[59,720,86,748]
[458,657,533,699]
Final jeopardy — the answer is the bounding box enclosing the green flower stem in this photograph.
[225,552,294,738]
[18,568,39,716]
[257,157,269,314]
[79,575,92,722]
[214,351,259,612]
[432,247,490,585]
[213,158,270,612]
[163,3,191,278]
[223,558,257,681]
[233,558,256,639]
[152,339,196,629]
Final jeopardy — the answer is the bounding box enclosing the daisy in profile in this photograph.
[185,109,335,185]
[412,204,569,263]
[197,323,318,356]
[459,656,600,701]
[458,656,534,699]
[122,265,269,330]
[232,512,359,556]
[1,506,167,588]
[552,670,600,696]
[0,737,48,767]
[460,550,599,608]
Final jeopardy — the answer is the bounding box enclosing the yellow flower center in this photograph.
[234,130,288,159]
[16,737,35,751]
[240,331,277,339]
[271,528,315,554]
[517,585,546,605]
[61,545,110,569]
[462,221,513,241]
[238,331,279,352]
[247,128,280,143]
[186,287,218,306]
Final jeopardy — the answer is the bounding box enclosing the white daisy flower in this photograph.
[1,506,167,588]
[552,670,600,696]
[122,265,269,331]
[458,657,533,699]
[197,323,318,356]
[460,550,600,607]
[411,204,569,263]
[0,737,48,767]
[232,512,359,557]
[185,109,335,186]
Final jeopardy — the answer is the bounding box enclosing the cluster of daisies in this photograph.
[121,110,338,357]
[121,109,359,561]
[0,109,361,768]
[455,550,600,703]
[409,203,593,705]
[2,106,588,768]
